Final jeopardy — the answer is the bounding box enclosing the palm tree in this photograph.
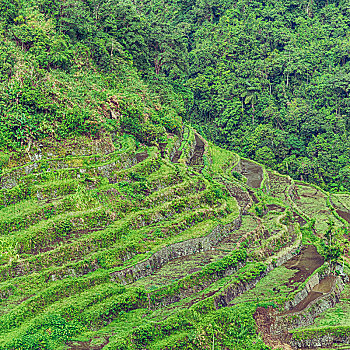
[241,82,260,124]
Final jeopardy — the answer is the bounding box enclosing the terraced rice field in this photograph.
[0,127,349,350]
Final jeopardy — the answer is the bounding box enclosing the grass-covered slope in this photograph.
[0,124,349,350]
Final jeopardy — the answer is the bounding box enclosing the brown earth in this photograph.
[135,152,148,163]
[189,134,205,166]
[240,159,263,188]
[171,150,182,163]
[337,209,350,224]
[283,245,324,288]
[254,307,293,350]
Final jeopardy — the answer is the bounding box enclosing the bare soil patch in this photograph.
[171,150,182,163]
[254,307,293,350]
[283,245,324,288]
[135,152,148,163]
[337,209,350,224]
[241,160,263,188]
[189,135,205,166]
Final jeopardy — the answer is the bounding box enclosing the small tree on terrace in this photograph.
[323,219,343,269]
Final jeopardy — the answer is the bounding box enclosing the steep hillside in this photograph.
[0,125,349,350]
[1,2,350,348]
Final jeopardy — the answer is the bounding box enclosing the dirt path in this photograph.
[240,159,263,188]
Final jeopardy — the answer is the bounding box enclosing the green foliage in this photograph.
[0,0,19,25]
[254,202,267,218]
[1,1,350,349]
[9,314,83,350]
[193,305,270,350]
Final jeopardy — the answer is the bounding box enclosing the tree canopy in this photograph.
[1,0,350,190]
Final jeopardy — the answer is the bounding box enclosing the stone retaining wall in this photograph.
[213,239,302,309]
[292,334,350,349]
[110,215,242,285]
[1,152,139,190]
[284,266,331,312]
[288,182,298,201]
[271,275,344,337]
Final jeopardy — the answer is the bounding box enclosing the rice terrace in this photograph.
[0,126,349,350]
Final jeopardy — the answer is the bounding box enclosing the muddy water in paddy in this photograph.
[337,209,350,224]
[283,245,324,288]
[280,245,332,315]
[240,159,263,188]
[285,275,335,314]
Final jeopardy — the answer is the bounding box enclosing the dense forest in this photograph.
[1,0,350,190]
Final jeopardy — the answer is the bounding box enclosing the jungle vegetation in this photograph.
[1,0,350,186]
